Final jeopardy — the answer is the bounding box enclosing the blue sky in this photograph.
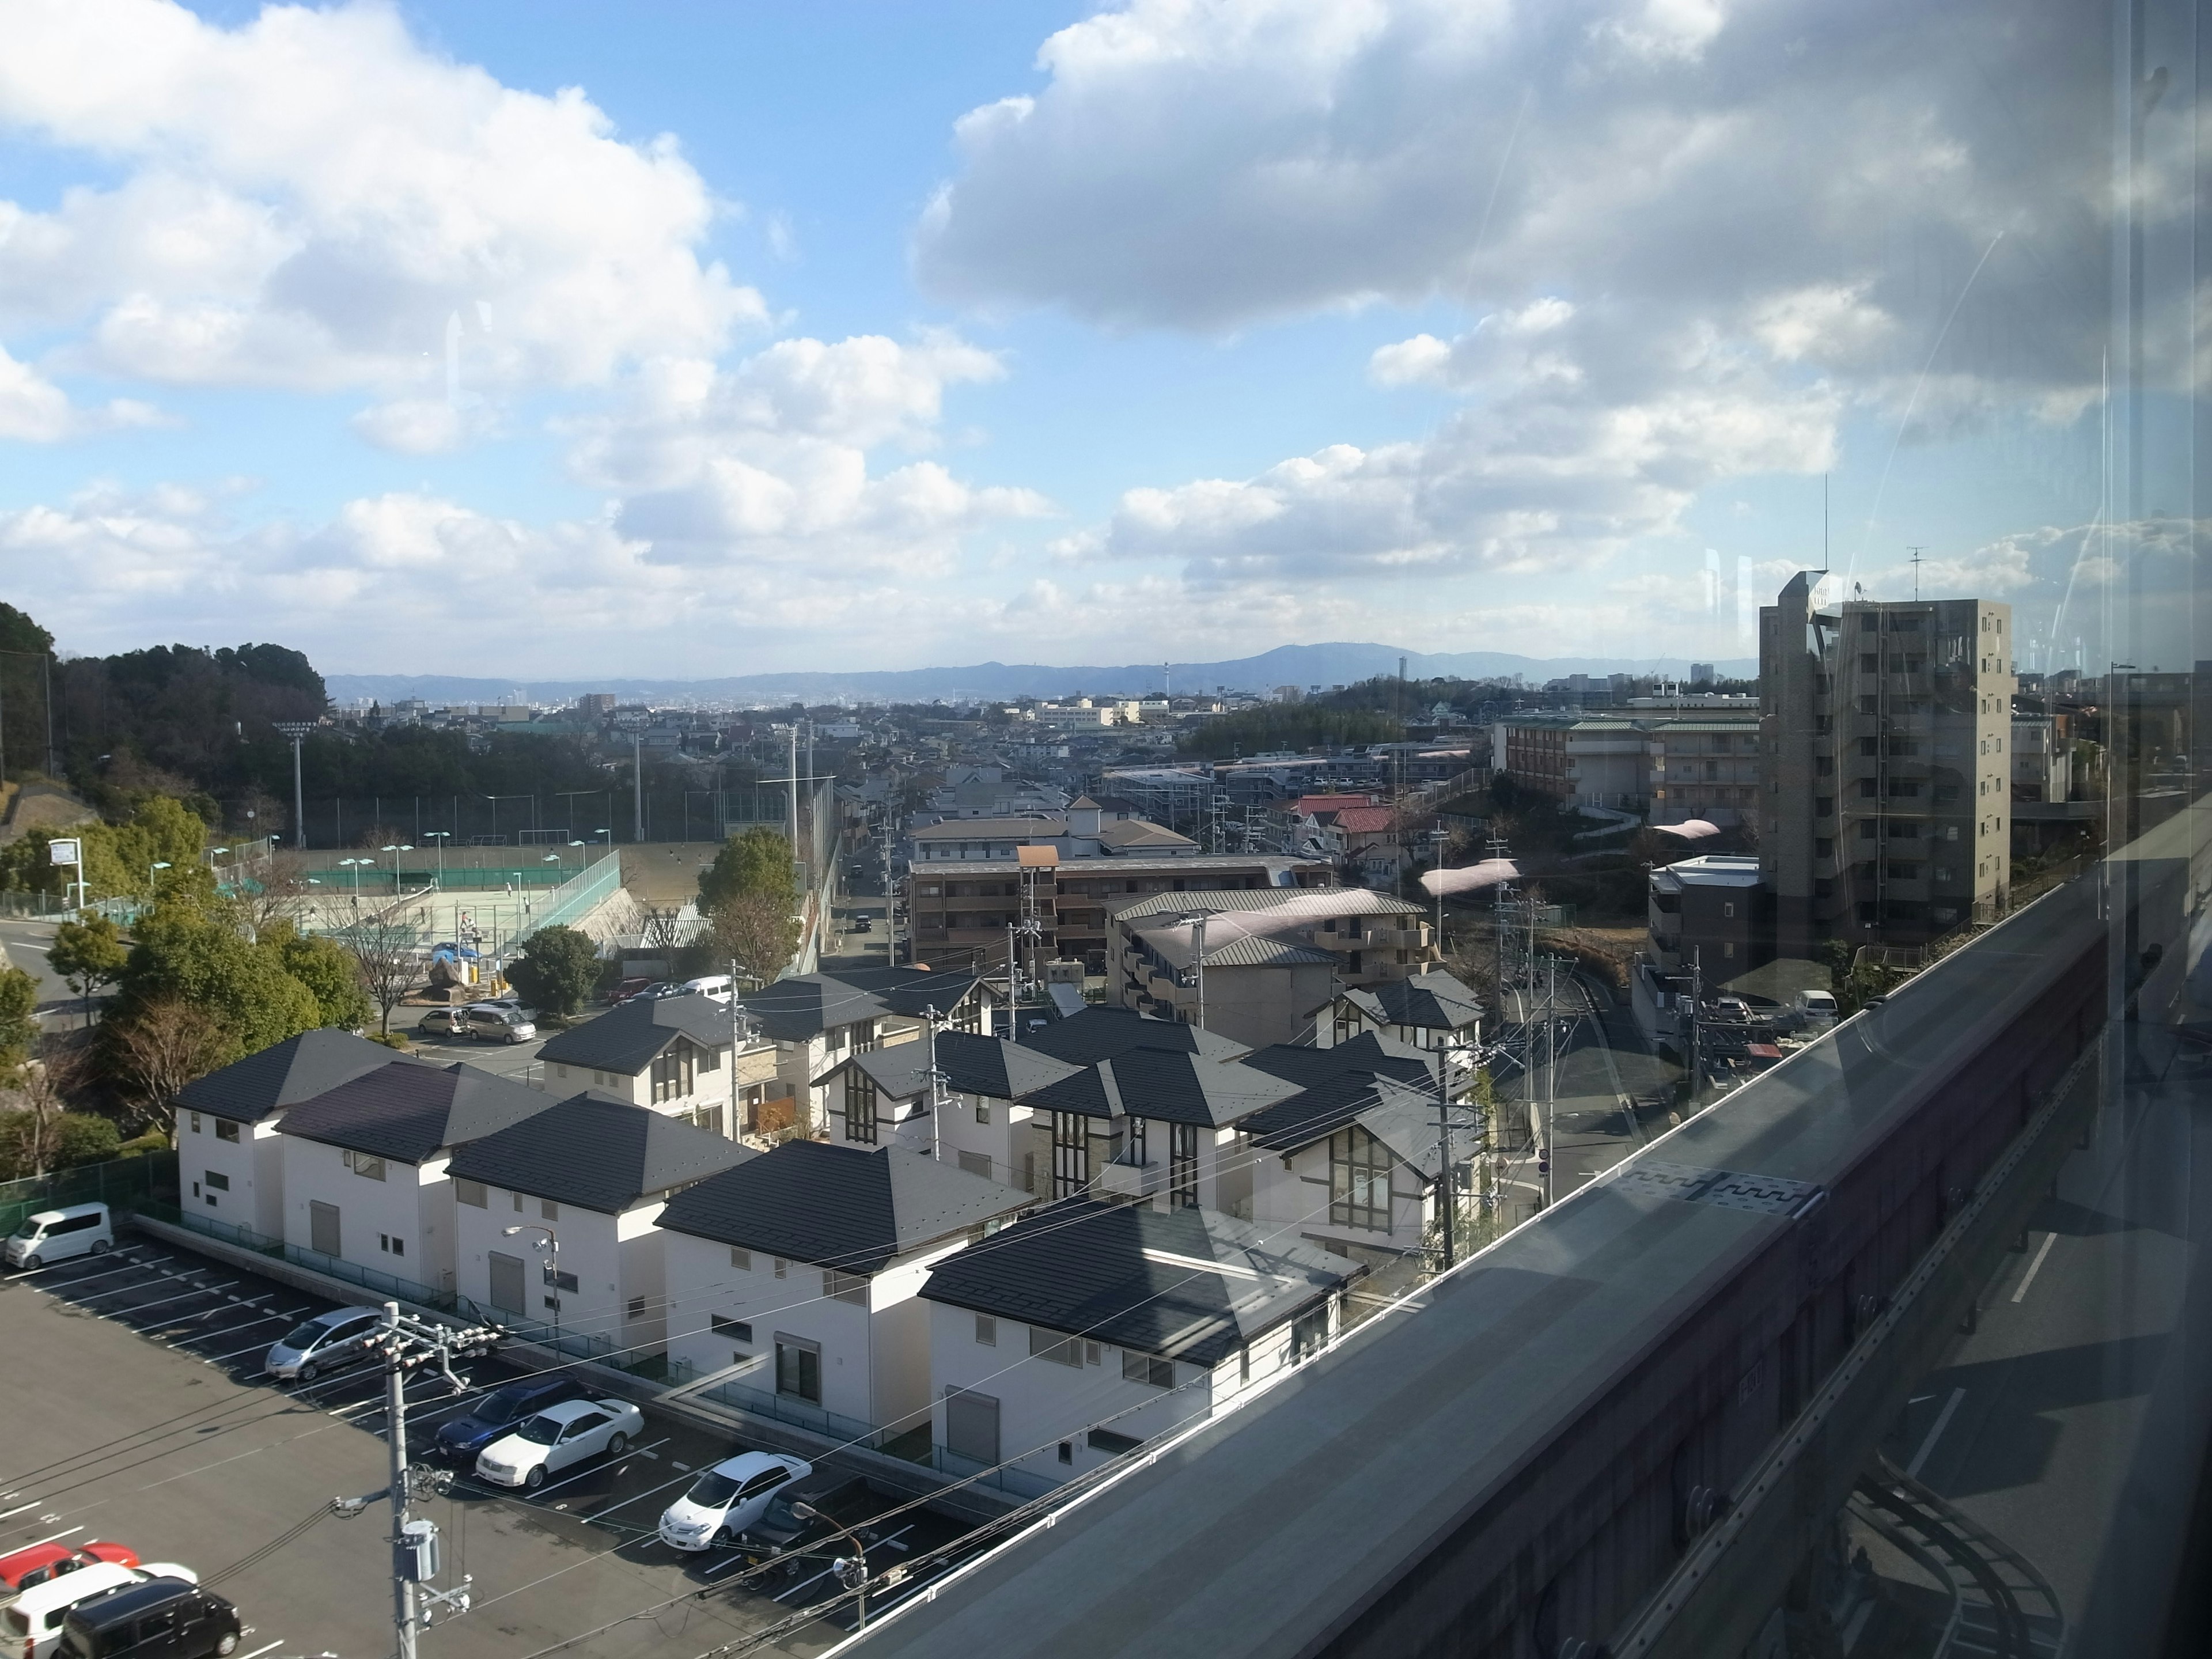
[0,0,2182,678]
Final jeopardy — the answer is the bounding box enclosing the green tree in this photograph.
[112,891,321,1065]
[703,889,802,988]
[0,965,39,1080]
[698,827,798,915]
[50,914,128,1020]
[276,929,376,1032]
[505,925,600,1020]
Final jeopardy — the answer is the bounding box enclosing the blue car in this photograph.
[434,1374,590,1463]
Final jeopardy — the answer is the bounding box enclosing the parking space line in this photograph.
[202,1328,303,1365]
[235,1640,283,1659]
[72,1271,218,1305]
[575,1464,695,1521]
[169,1312,283,1350]
[0,1500,39,1520]
[18,1527,82,1550]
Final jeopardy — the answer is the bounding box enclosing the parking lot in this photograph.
[0,1234,975,1659]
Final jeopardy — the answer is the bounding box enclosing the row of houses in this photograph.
[171,982,1483,1488]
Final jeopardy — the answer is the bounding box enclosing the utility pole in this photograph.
[921,1005,945,1161]
[632,729,645,843]
[787,725,799,858]
[881,816,897,965]
[1434,1040,1457,1270]
[353,1302,499,1659]
[1541,957,1558,1210]
[1686,948,1703,1112]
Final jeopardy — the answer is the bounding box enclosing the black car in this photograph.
[56,1580,240,1659]
[434,1374,592,1463]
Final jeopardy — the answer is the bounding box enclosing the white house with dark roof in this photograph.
[176,1029,431,1240]
[536,993,778,1137]
[276,1060,553,1298]
[1317,969,1485,1052]
[1237,1034,1479,1264]
[445,1092,753,1357]
[812,1030,1081,1189]
[657,1141,1031,1444]
[735,967,991,1135]
[919,1201,1362,1487]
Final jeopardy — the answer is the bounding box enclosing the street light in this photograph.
[423,831,450,888]
[149,860,172,896]
[274,721,316,850]
[790,1502,872,1629]
[502,1223,561,1347]
[339,856,373,894]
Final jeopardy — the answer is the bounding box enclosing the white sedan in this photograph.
[474,1397,645,1490]
[658,1451,811,1551]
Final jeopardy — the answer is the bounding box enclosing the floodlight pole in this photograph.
[276,722,316,850]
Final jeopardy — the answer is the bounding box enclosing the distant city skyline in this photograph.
[0,1,2178,676]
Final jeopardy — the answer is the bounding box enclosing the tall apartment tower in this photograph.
[1761,574,2014,958]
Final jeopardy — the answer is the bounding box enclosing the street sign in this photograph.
[48,838,80,866]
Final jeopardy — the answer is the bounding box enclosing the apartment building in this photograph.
[1647,721,1764,827]
[1491,710,1763,820]
[907,853,1335,976]
[1761,574,2015,953]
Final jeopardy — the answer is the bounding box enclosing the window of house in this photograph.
[1124,1115,1148,1169]
[825,1268,869,1305]
[975,1099,991,1124]
[1328,1126,1391,1231]
[455,1179,487,1207]
[1122,1351,1173,1388]
[190,1112,202,1133]
[540,1199,558,1221]
[626,1296,646,1320]
[204,1170,229,1191]
[344,1152,387,1181]
[974,1314,997,1346]
[1052,1111,1090,1199]
[774,1257,787,1278]
[651,1042,698,1104]
[730,1247,751,1270]
[1168,1122,1199,1208]
[844,1069,878,1144]
[712,1315,753,1344]
[1029,1325,1082,1367]
[214,1119,240,1143]
[775,1335,822,1404]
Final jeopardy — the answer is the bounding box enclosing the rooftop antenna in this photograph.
[1906,545,1926,601]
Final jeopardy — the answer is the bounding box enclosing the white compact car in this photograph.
[474,1397,644,1490]
[657,1451,811,1551]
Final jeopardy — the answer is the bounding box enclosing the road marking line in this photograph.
[2011,1232,2059,1303]
[18,1527,82,1550]
[1907,1387,1965,1478]
[0,1501,39,1520]
[525,1437,671,1499]
[236,1639,284,1659]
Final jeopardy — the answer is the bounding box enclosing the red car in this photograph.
[608,978,660,1005]
[0,1541,139,1594]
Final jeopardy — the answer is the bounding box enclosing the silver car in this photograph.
[264,1305,382,1381]
[464,1005,537,1043]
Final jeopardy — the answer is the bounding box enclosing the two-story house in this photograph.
[536,993,778,1136]
[736,967,991,1134]
[1238,1035,1473,1266]
[276,1060,552,1298]
[1318,969,1484,1052]
[813,1031,1081,1190]
[177,1029,425,1239]
[919,1201,1362,1487]
[657,1141,1032,1443]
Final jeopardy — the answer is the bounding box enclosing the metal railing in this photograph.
[1,1152,175,1236]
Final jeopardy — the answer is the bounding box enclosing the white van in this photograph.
[3,1562,197,1659]
[1796,988,1839,1031]
[5,1204,114,1270]
[679,974,733,1002]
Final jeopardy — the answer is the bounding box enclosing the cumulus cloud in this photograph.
[563,332,1048,567]
[919,0,2146,594]
[0,344,168,441]
[0,0,760,406]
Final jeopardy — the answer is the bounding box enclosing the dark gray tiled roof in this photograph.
[918,1202,1359,1366]
[736,967,982,1042]
[1238,1032,1436,1092]
[1238,1033,1446,1157]
[445,1091,754,1213]
[824,1031,1084,1101]
[539,993,737,1075]
[276,1060,552,1164]
[1343,970,1484,1033]
[655,1141,1031,1275]
[1015,1006,1248,1067]
[177,1029,431,1124]
[1022,1048,1302,1128]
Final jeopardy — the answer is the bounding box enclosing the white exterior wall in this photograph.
[452,1185,668,1351]
[1095,1123,1253,1218]
[1251,1138,1433,1259]
[544,1039,779,1135]
[935,1092,1039,1192]
[280,1137,459,1292]
[181,1109,284,1238]
[925,1304,1217,1484]
[662,1229,968,1437]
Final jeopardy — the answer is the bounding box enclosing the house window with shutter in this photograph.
[844,1070,878,1143]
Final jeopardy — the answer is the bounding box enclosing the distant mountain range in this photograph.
[325,642,1758,708]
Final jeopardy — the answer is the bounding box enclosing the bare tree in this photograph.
[335,899,423,1035]
[230,850,315,940]
[3,1042,88,1177]
[705,889,802,987]
[107,998,226,1142]
[638,904,685,956]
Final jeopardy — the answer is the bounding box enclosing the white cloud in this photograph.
[0,343,167,440]
[0,0,760,404]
